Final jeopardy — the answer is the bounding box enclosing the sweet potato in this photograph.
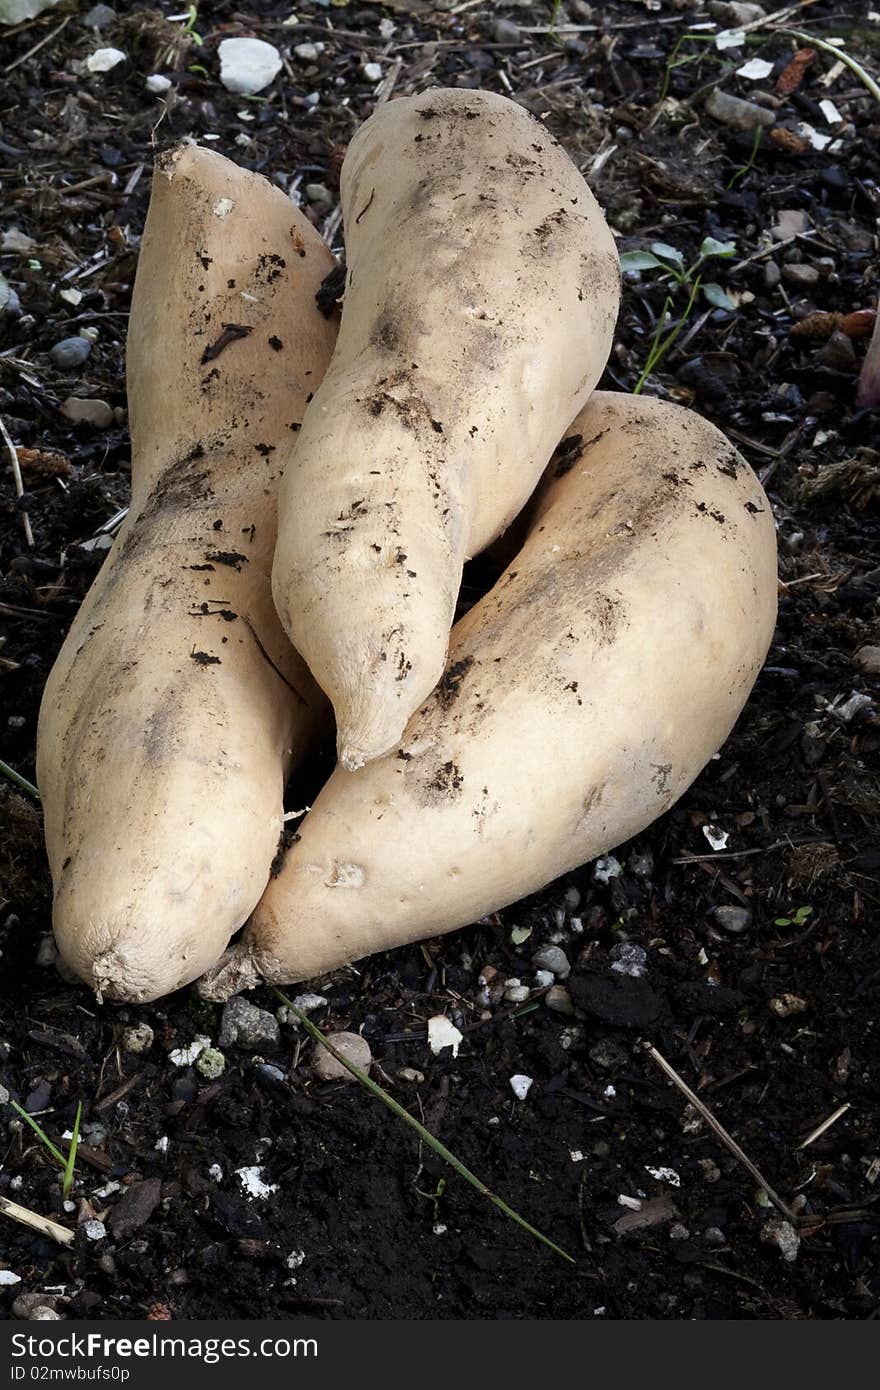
[203,392,777,995]
[271,87,620,770]
[36,144,337,1002]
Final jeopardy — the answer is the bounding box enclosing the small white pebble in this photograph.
[154,1135,169,1154]
[433,1223,447,1236]
[669,1223,691,1240]
[593,854,622,884]
[63,1200,75,1213]
[146,74,172,94]
[0,1270,22,1285]
[362,61,383,82]
[398,1067,425,1083]
[286,1250,306,1270]
[83,1220,107,1241]
[236,1166,278,1200]
[168,1036,210,1066]
[570,1150,585,1163]
[208,1164,223,1182]
[604,1084,617,1098]
[86,47,126,74]
[509,1074,533,1101]
[535,969,554,988]
[645,1165,681,1186]
[618,1195,642,1210]
[737,56,774,79]
[293,42,320,61]
[427,1015,463,1058]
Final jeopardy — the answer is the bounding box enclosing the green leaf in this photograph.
[649,241,684,266]
[703,282,735,310]
[620,250,664,273]
[699,236,736,260]
[774,917,792,927]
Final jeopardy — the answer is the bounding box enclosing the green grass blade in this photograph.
[62,1101,82,1201]
[274,990,575,1264]
[10,1101,67,1169]
[0,758,40,800]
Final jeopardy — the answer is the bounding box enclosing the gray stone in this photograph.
[713,905,752,934]
[361,61,382,83]
[709,1,765,22]
[532,944,570,978]
[257,1063,285,1083]
[60,397,113,428]
[0,1084,10,1105]
[219,996,280,1051]
[312,1031,371,1082]
[705,89,776,132]
[293,42,320,62]
[545,985,575,1015]
[782,263,819,287]
[609,942,647,978]
[50,337,92,370]
[761,1217,800,1261]
[855,646,880,676]
[763,260,781,289]
[491,17,521,42]
[82,3,116,27]
[627,848,654,879]
[195,1047,226,1079]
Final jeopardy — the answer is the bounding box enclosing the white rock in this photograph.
[85,47,126,74]
[761,1217,800,1261]
[715,28,746,50]
[208,1164,223,1181]
[236,1166,278,1200]
[293,992,328,1014]
[168,1035,210,1066]
[834,691,872,723]
[736,57,774,79]
[593,854,622,884]
[218,37,282,96]
[819,98,842,124]
[509,1073,533,1100]
[293,42,320,61]
[535,969,554,988]
[617,1194,642,1210]
[362,61,383,82]
[146,74,172,94]
[311,1031,371,1082]
[427,1015,463,1058]
[0,1270,21,1285]
[0,0,62,21]
[702,823,729,851]
[286,1249,306,1269]
[83,1220,107,1241]
[645,1165,681,1186]
[570,1149,585,1162]
[154,1135,169,1154]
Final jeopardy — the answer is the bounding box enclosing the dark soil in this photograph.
[2,0,880,1322]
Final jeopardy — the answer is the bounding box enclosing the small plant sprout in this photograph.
[774,905,814,928]
[11,1100,82,1201]
[621,236,737,392]
[181,6,204,47]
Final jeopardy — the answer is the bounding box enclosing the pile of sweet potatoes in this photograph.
[36,91,777,1004]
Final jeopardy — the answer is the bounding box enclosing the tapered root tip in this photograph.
[197,944,264,1001]
[336,721,402,772]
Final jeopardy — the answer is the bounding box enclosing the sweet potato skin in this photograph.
[36,145,337,1002]
[271,88,621,770]
[205,392,777,994]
